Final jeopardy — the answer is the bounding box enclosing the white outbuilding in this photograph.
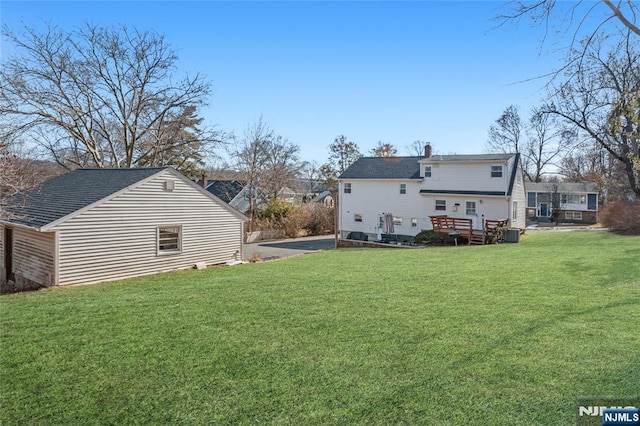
[1,167,247,289]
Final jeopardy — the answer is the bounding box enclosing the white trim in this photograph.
[0,220,41,232]
[157,225,183,256]
[54,231,60,286]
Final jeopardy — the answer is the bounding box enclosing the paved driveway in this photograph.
[243,235,335,261]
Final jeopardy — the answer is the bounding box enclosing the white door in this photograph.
[465,201,478,228]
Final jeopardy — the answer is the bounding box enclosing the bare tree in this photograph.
[405,140,429,156]
[560,142,607,183]
[0,144,31,202]
[497,0,639,93]
[487,104,572,181]
[546,178,566,225]
[526,107,575,182]
[135,105,224,178]
[487,105,525,153]
[298,161,324,195]
[0,23,215,170]
[0,139,61,219]
[499,1,640,40]
[370,141,397,157]
[261,137,302,199]
[232,117,302,230]
[544,31,640,199]
[233,119,271,228]
[320,135,362,191]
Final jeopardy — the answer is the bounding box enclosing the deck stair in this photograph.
[470,231,485,245]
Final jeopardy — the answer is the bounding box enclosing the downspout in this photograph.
[240,221,245,261]
[53,230,60,286]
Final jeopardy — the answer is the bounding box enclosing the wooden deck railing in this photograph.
[429,215,474,245]
[429,215,509,245]
[483,219,509,244]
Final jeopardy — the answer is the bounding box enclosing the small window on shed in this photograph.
[158,226,182,254]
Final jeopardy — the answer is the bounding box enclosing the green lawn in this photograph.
[1,231,639,425]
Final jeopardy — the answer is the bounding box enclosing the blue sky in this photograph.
[1,1,587,164]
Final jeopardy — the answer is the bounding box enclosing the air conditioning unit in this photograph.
[505,229,520,243]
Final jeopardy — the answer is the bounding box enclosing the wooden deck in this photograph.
[429,215,509,245]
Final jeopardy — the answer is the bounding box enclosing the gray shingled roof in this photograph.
[2,168,167,229]
[339,154,518,180]
[205,180,246,203]
[339,156,423,179]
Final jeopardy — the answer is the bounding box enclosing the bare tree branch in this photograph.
[0,23,215,169]
[602,0,640,35]
[544,31,640,199]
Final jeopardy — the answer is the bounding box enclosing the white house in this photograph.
[526,182,599,224]
[337,150,526,241]
[1,167,247,290]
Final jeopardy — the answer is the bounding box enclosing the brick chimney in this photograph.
[424,143,432,158]
[201,173,208,188]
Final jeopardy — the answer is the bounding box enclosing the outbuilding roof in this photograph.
[2,167,168,229]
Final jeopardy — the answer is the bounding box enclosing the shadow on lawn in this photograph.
[449,298,639,370]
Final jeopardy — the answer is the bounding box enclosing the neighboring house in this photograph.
[526,182,599,224]
[337,151,526,240]
[204,180,253,213]
[0,167,247,289]
[314,190,335,208]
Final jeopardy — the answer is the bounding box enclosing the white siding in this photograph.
[11,227,55,286]
[340,180,429,237]
[340,180,514,238]
[419,160,511,192]
[506,156,527,229]
[563,202,588,211]
[340,157,526,237]
[52,171,244,286]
